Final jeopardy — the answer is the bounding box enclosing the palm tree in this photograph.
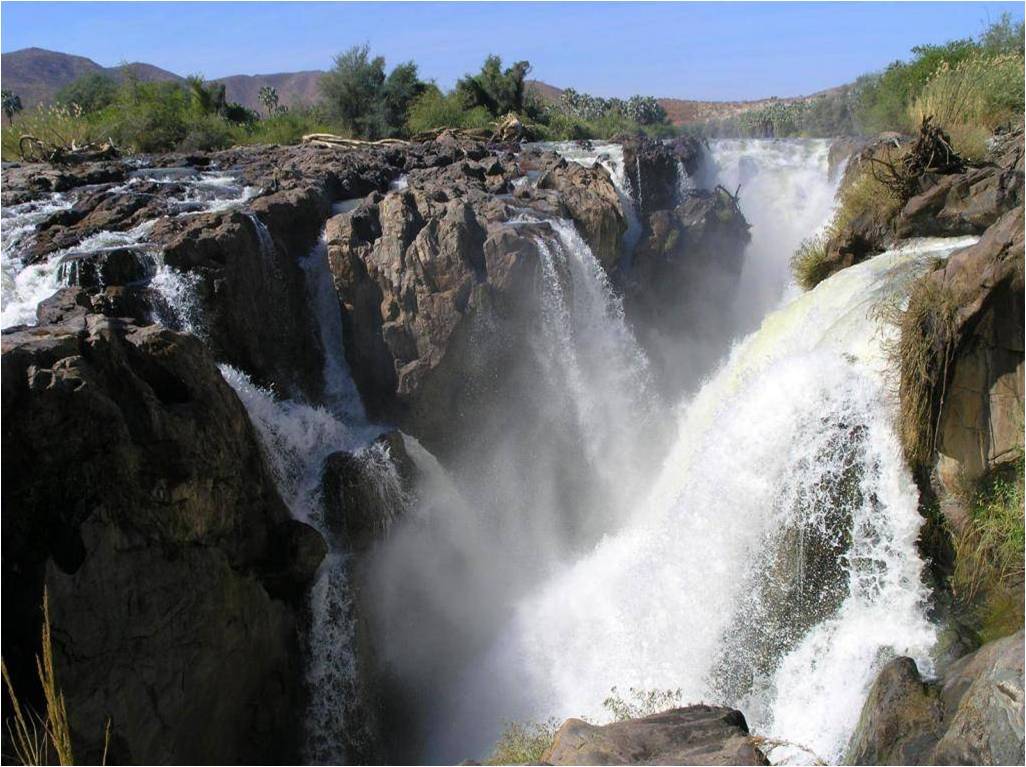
[2,90,23,126]
[259,85,279,118]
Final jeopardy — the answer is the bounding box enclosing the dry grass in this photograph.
[880,275,961,470]
[790,233,833,291]
[2,588,110,766]
[909,53,1025,163]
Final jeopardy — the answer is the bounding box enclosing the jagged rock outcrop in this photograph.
[845,632,1025,765]
[324,145,626,449]
[1,296,323,764]
[620,133,706,216]
[535,156,626,268]
[542,706,769,765]
[627,187,751,392]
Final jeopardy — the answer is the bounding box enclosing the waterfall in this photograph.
[450,235,976,765]
[675,158,694,201]
[707,139,843,336]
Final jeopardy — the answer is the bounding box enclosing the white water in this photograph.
[708,139,843,335]
[1,170,257,330]
[450,235,975,764]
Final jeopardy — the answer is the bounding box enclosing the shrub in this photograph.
[406,88,492,135]
[235,108,341,145]
[486,718,560,765]
[790,233,833,291]
[55,73,118,113]
[0,103,100,160]
[179,113,234,151]
[455,55,533,118]
[602,686,684,721]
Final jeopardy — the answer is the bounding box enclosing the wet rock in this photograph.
[321,431,417,550]
[0,160,128,203]
[844,657,945,764]
[845,632,1025,765]
[621,134,679,216]
[543,706,769,765]
[56,246,152,288]
[627,188,751,392]
[1,305,318,764]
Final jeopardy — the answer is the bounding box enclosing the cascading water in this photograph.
[446,235,976,765]
[708,139,843,336]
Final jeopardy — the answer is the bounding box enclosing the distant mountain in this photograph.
[1,47,182,108]
[216,70,324,113]
[2,48,836,125]
[0,47,324,112]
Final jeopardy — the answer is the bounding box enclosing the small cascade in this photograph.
[0,170,258,330]
[675,159,694,201]
[528,141,643,254]
[634,154,644,212]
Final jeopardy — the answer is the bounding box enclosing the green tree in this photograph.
[381,61,427,135]
[2,90,23,126]
[455,55,532,116]
[186,75,227,116]
[259,85,279,117]
[319,44,387,137]
[55,73,118,113]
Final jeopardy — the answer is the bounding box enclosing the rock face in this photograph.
[1,299,322,764]
[627,187,751,392]
[542,707,769,766]
[324,144,627,449]
[926,205,1025,498]
[845,633,1025,765]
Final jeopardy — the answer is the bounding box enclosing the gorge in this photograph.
[1,122,1023,767]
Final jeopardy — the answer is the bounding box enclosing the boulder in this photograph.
[1,304,323,764]
[844,658,944,764]
[621,134,679,216]
[321,430,418,549]
[542,706,769,765]
[845,633,1025,765]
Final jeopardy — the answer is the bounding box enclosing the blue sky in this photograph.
[2,2,1023,100]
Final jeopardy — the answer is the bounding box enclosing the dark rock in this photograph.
[627,188,751,392]
[56,246,152,288]
[321,430,417,550]
[152,209,327,401]
[845,633,1024,765]
[844,657,944,765]
[1,305,319,764]
[543,706,769,765]
[921,206,1024,501]
[621,134,679,216]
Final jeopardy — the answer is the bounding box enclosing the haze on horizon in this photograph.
[2,0,1024,101]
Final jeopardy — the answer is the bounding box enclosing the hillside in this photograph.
[1,47,182,107]
[0,47,324,112]
[526,79,844,126]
